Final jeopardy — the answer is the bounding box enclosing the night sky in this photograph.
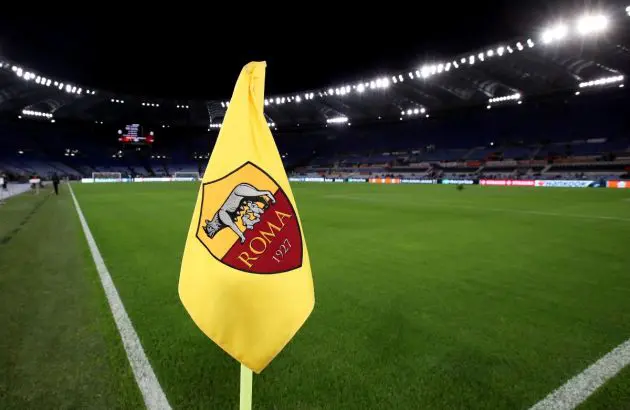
[0,1,618,99]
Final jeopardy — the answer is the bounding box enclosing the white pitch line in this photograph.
[530,338,630,409]
[68,184,171,410]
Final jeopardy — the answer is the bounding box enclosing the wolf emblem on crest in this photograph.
[203,183,276,243]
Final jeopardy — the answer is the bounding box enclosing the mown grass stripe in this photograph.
[68,183,171,410]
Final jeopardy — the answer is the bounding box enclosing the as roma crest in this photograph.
[196,162,303,274]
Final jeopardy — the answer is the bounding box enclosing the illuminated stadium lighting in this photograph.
[478,53,485,62]
[578,75,624,88]
[16,68,23,77]
[209,123,222,128]
[111,99,124,104]
[469,55,475,65]
[445,62,451,72]
[507,46,514,53]
[295,95,301,103]
[421,66,430,78]
[453,61,459,68]
[22,109,53,118]
[326,116,348,124]
[541,23,568,44]
[460,58,466,64]
[497,46,505,56]
[488,93,521,103]
[627,6,630,16]
[487,49,494,57]
[575,91,581,95]
[401,107,426,117]
[577,14,608,35]
[527,38,535,48]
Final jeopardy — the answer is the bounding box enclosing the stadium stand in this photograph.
[0,6,629,183]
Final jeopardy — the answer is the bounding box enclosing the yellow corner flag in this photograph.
[178,62,314,373]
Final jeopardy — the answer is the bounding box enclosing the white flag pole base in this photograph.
[239,364,253,410]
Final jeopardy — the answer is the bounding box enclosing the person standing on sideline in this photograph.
[52,173,60,195]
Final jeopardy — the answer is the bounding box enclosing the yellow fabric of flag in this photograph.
[178,62,314,373]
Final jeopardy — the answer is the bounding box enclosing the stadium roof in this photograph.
[0,5,629,131]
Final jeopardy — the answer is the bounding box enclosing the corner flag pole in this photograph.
[240,364,253,410]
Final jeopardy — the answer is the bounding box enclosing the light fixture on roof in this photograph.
[488,93,521,103]
[577,14,609,35]
[22,109,53,118]
[478,52,485,61]
[487,49,494,57]
[507,46,514,53]
[579,75,624,88]
[445,62,451,71]
[357,83,365,93]
[401,107,425,117]
[527,38,535,48]
[453,61,459,68]
[326,116,348,124]
[516,42,524,50]
[469,55,475,65]
[541,23,568,44]
[421,66,430,78]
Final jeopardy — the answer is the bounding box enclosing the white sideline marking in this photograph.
[325,194,630,223]
[68,184,171,410]
[530,338,630,410]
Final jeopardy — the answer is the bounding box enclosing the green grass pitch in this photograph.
[2,182,630,409]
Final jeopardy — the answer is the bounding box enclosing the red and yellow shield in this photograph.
[196,162,303,274]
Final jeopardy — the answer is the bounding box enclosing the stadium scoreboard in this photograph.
[118,124,154,145]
